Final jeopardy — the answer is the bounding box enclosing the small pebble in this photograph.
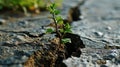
[96,60,106,64]
[94,31,103,37]
[19,20,28,26]
[29,33,39,37]
[109,50,119,58]
[0,19,6,25]
[16,35,27,42]
[106,26,112,30]
[21,55,28,62]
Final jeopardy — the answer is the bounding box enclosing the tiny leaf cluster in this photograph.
[47,3,72,44]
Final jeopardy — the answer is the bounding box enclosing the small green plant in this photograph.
[0,0,63,14]
[46,3,72,44]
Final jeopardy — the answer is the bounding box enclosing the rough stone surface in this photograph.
[71,0,120,48]
[63,0,120,67]
[0,0,120,67]
[0,12,51,66]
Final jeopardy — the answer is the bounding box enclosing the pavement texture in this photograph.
[64,0,120,67]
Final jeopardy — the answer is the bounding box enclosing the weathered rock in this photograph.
[103,49,119,60]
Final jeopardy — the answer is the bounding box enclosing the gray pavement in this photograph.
[71,0,120,48]
[64,0,120,67]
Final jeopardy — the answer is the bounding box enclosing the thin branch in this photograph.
[52,14,62,44]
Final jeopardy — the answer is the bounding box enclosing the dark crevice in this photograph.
[54,33,85,67]
[24,33,85,67]
[0,29,45,38]
[54,0,86,66]
[64,0,86,23]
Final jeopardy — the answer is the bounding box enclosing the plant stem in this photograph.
[52,14,62,44]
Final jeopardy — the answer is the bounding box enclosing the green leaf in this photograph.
[65,23,71,29]
[59,29,64,33]
[54,9,60,15]
[62,38,71,44]
[56,16,63,24]
[64,29,72,33]
[56,16,63,21]
[47,3,60,15]
[58,21,63,25]
[46,28,54,33]
[64,23,72,33]
[50,3,56,9]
